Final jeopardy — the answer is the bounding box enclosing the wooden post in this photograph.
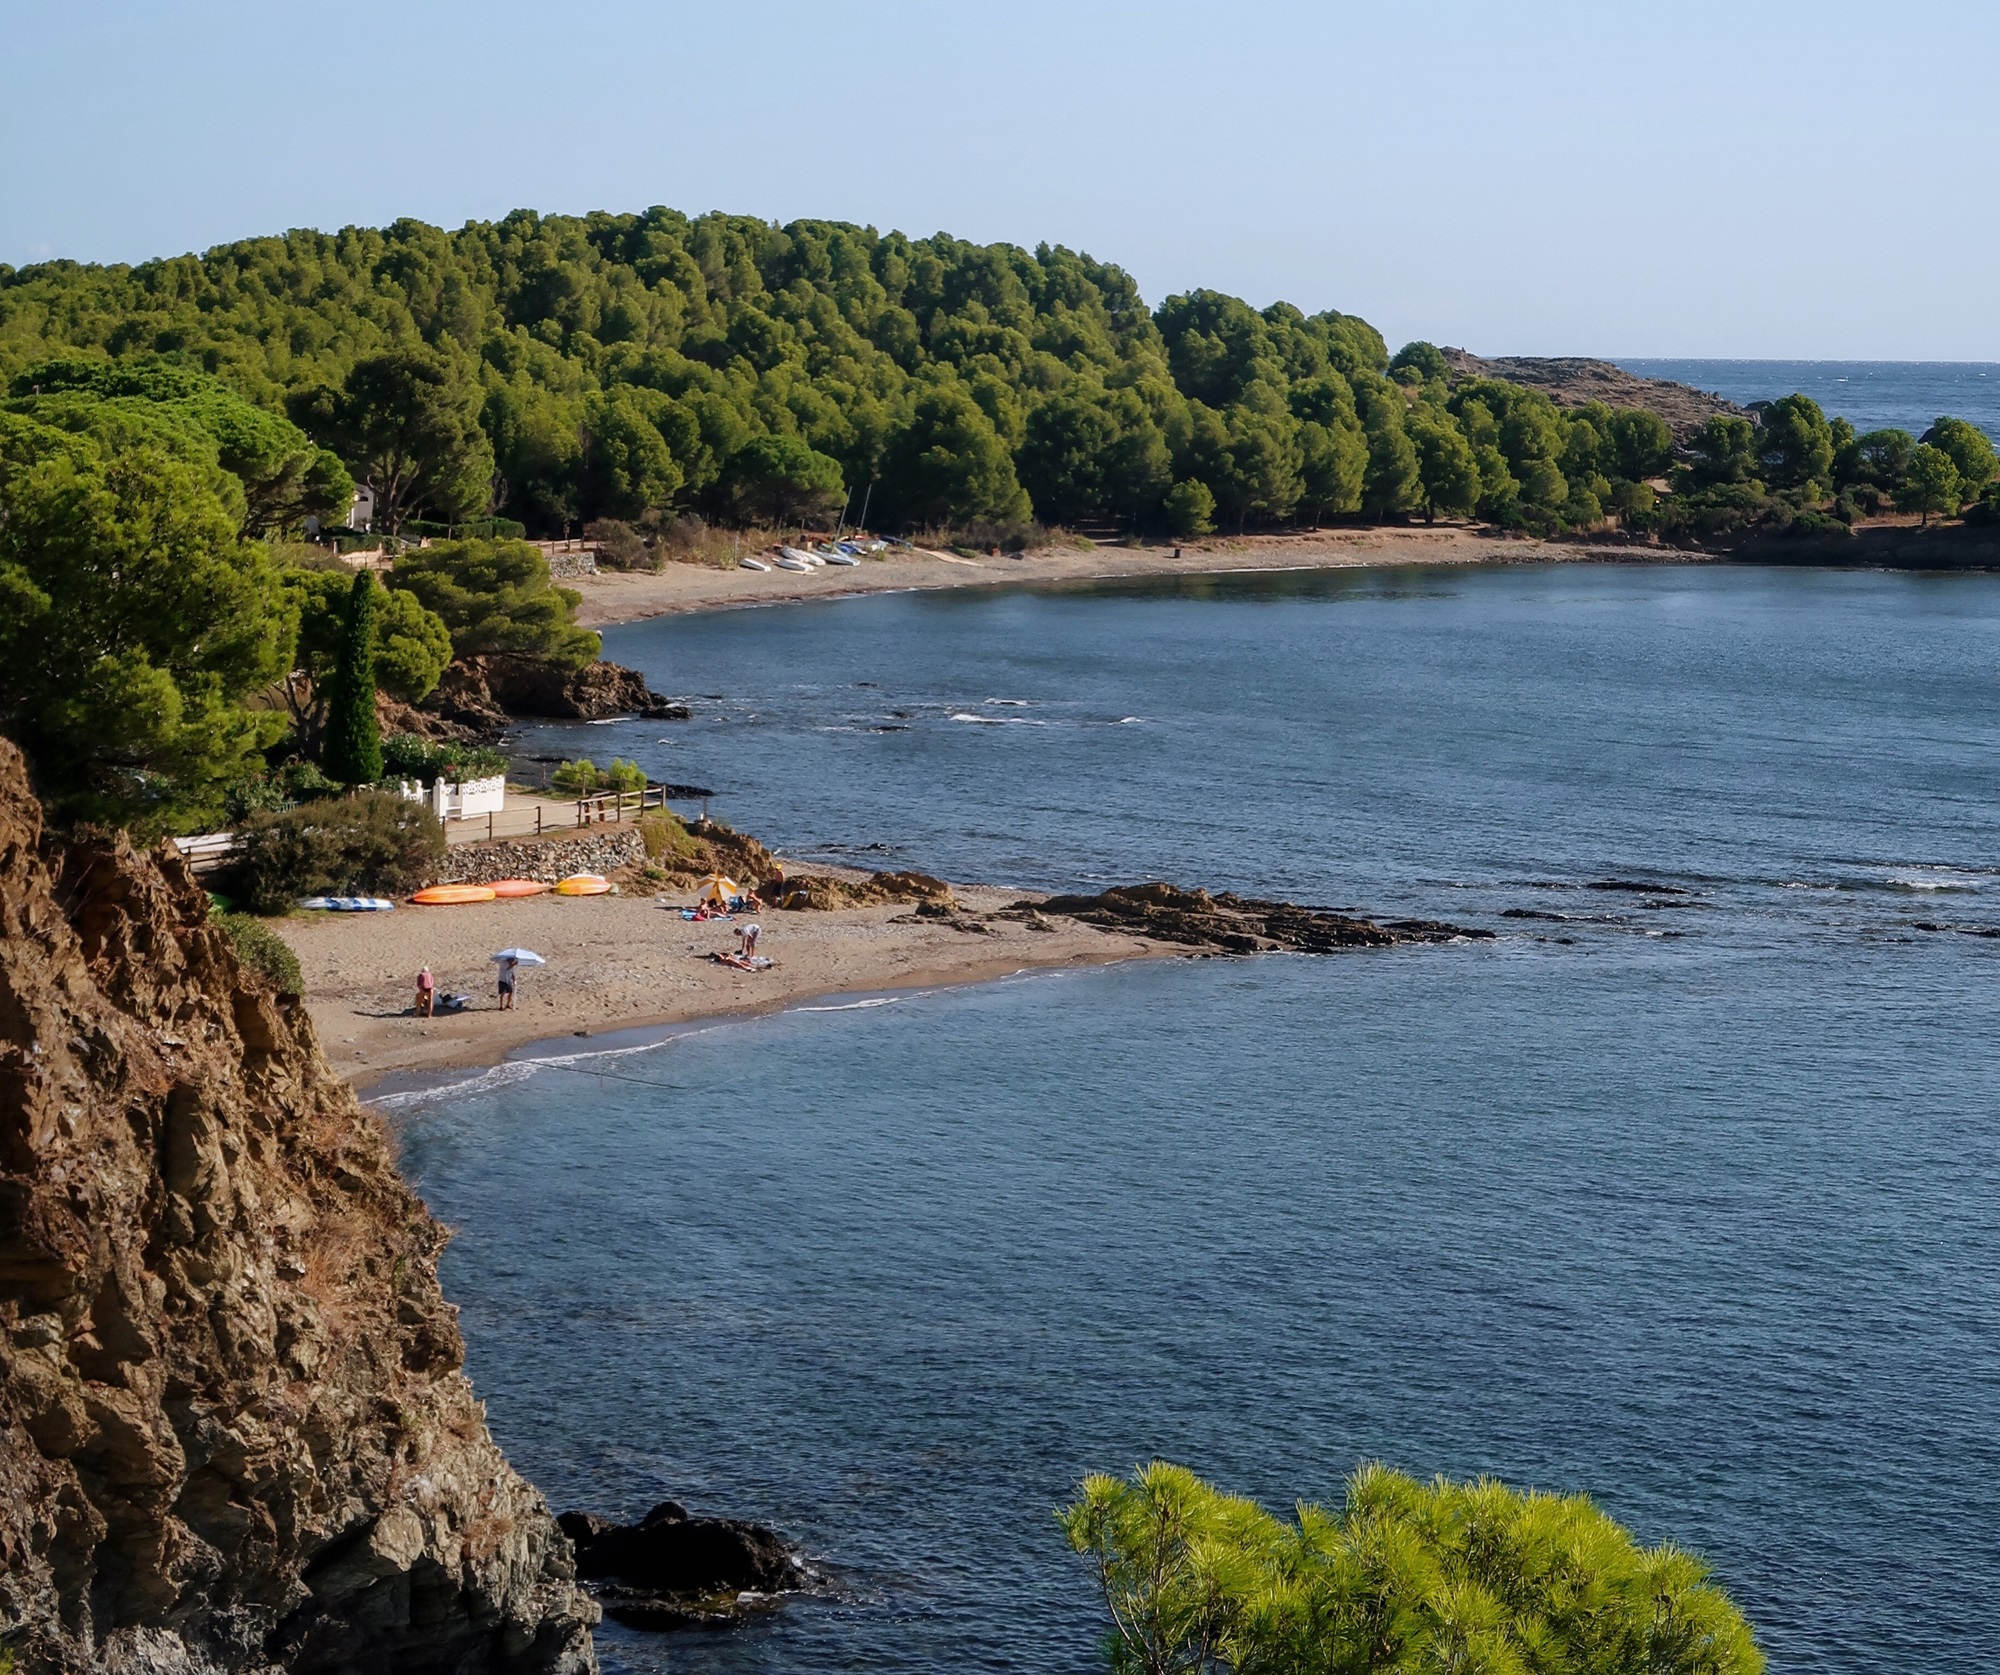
[487,810,494,841]
[536,806,542,837]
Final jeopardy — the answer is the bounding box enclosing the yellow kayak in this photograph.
[553,873,612,897]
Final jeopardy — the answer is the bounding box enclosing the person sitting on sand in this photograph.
[497,955,518,1010]
[416,966,435,1018]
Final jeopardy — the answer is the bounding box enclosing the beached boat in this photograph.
[821,548,860,566]
[411,884,497,906]
[553,873,612,897]
[780,546,826,568]
[739,554,772,571]
[299,896,395,912]
[489,878,552,898]
[774,552,813,572]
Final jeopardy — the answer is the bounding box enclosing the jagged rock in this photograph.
[0,737,597,1674]
[1028,882,1491,952]
[425,656,689,736]
[773,870,955,911]
[557,1502,812,1631]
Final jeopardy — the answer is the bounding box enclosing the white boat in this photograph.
[774,553,813,572]
[299,896,395,912]
[821,549,860,566]
[780,545,826,569]
[739,554,772,572]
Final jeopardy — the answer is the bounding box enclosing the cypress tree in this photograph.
[321,571,383,785]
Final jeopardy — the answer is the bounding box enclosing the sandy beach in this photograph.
[284,527,1654,1093]
[569,527,1643,626]
[278,881,1161,1092]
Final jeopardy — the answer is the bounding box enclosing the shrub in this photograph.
[1063,1462,1764,1675]
[638,810,701,866]
[215,910,303,992]
[551,758,600,794]
[380,732,507,785]
[233,790,446,913]
[604,757,647,792]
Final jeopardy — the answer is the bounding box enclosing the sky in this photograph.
[4,0,1998,360]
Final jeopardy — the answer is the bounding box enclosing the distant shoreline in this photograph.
[567,528,1677,628]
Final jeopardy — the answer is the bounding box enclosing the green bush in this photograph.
[1063,1461,1764,1675]
[551,758,600,794]
[380,732,507,784]
[232,789,446,913]
[605,757,647,792]
[214,910,303,993]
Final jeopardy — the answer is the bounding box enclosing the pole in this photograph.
[857,480,873,535]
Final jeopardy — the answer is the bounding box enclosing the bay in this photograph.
[396,565,2000,1675]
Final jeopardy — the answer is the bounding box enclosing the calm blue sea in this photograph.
[1619,358,2000,441]
[393,565,2000,1675]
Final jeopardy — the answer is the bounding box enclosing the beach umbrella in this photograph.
[693,873,738,904]
[489,948,547,965]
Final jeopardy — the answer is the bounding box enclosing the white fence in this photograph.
[398,774,506,822]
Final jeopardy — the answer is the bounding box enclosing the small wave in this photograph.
[950,712,1047,726]
[371,1031,702,1111]
[983,698,1033,707]
[1113,716,1144,725]
[795,996,905,1013]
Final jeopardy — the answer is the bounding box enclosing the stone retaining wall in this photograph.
[425,828,644,886]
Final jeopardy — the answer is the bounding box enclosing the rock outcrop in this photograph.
[1029,883,1491,952]
[1437,349,1746,438]
[0,738,597,1674]
[425,656,688,736]
[772,870,955,912]
[556,1502,813,1631]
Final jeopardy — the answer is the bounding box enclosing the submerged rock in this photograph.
[0,737,597,1673]
[557,1502,815,1630]
[1028,882,1492,952]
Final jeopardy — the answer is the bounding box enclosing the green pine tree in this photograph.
[321,572,383,785]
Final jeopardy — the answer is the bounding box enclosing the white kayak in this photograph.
[300,896,395,912]
[739,554,772,572]
[820,548,860,565]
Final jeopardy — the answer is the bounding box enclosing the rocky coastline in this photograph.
[0,738,597,1674]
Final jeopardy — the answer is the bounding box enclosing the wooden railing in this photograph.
[571,782,714,825]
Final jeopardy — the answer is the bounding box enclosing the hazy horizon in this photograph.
[6,1,1997,361]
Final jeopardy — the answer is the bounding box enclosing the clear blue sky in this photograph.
[4,0,1996,359]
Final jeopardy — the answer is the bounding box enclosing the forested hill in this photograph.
[0,209,1396,537]
[0,207,1687,540]
[3,208,1984,546]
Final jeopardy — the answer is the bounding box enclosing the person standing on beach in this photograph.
[416,966,435,1017]
[497,955,518,1010]
[737,922,760,960]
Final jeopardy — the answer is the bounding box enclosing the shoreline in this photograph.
[567,527,1666,626]
[280,881,1171,1096]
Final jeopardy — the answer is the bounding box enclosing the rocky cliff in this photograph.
[0,738,597,1674]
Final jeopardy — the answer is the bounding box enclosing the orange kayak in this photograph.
[490,878,551,898]
[553,873,612,897]
[410,884,497,906]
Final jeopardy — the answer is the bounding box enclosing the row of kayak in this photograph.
[299,875,612,911]
[740,540,883,573]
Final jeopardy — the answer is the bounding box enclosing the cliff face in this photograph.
[0,739,596,1674]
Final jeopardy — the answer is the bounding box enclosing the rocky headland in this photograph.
[0,738,597,1673]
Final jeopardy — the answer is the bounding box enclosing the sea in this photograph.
[387,519,2000,1670]
[1618,358,2000,441]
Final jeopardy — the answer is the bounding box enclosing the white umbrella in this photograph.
[489,948,547,965]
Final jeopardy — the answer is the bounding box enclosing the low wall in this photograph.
[425,828,644,886]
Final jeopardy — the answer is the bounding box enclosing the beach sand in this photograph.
[277,883,1160,1093]
[569,527,1644,626]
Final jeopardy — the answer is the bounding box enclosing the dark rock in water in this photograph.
[559,1502,814,1630]
[426,654,690,735]
[1028,882,1492,952]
